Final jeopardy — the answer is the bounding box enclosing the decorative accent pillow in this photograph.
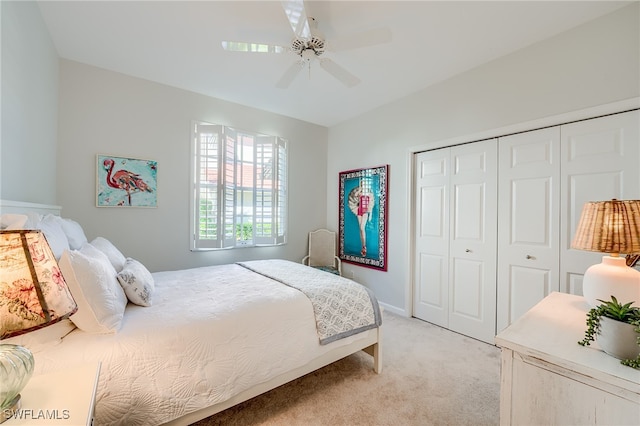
[36,214,70,259]
[117,258,154,306]
[58,243,127,333]
[91,237,126,272]
[59,217,88,250]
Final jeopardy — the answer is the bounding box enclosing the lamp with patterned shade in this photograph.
[571,199,640,308]
[0,230,77,423]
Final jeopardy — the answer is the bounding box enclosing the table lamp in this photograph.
[0,230,77,423]
[571,199,640,308]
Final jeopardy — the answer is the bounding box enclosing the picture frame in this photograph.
[96,154,157,207]
[338,164,389,271]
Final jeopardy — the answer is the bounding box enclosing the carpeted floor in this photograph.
[192,312,501,426]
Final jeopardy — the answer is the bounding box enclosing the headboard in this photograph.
[0,199,62,216]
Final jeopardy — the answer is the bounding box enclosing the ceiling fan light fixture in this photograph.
[291,38,306,54]
[309,37,325,53]
[223,1,391,88]
[301,49,316,61]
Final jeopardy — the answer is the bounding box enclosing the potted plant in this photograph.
[578,295,640,369]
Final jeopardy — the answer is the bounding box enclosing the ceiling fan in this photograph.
[221,0,392,88]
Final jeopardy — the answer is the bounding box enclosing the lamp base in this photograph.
[0,393,21,424]
[582,255,640,308]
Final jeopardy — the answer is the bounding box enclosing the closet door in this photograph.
[448,140,498,343]
[560,110,640,295]
[413,148,450,327]
[497,127,560,332]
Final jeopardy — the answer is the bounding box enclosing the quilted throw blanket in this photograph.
[238,259,382,344]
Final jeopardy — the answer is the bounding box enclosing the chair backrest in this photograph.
[307,229,337,267]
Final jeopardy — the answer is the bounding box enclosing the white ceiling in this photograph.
[37,1,632,127]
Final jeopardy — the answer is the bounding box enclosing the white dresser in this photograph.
[495,292,640,425]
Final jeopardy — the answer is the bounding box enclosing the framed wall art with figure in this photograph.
[338,165,388,271]
[97,154,157,207]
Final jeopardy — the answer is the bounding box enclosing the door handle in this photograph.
[526,255,535,260]
[465,249,472,253]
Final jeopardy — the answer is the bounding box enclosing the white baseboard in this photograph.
[378,301,408,317]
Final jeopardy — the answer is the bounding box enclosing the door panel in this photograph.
[453,183,484,241]
[413,149,450,326]
[511,178,551,245]
[448,140,497,343]
[420,187,446,238]
[560,110,640,295]
[508,265,550,325]
[497,127,560,332]
[451,258,483,318]
[418,253,445,307]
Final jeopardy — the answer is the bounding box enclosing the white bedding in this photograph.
[239,259,382,343]
[27,262,378,426]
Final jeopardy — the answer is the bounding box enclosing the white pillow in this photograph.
[117,258,154,307]
[91,237,126,272]
[36,214,70,259]
[59,218,88,250]
[58,244,127,334]
[0,214,28,229]
[24,212,42,229]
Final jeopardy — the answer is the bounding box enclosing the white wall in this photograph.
[327,3,640,314]
[1,1,59,204]
[57,61,328,272]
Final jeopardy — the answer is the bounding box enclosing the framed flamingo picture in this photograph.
[97,154,157,207]
[338,164,388,271]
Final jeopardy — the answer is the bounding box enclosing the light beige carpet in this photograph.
[192,312,501,426]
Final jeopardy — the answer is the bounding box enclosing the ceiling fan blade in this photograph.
[281,0,310,38]
[276,61,304,88]
[328,27,392,51]
[221,41,288,54]
[319,58,360,88]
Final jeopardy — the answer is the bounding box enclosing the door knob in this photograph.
[465,249,472,253]
[526,255,534,260]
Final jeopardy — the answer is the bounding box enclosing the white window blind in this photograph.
[190,121,287,250]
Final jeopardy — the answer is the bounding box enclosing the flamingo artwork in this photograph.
[102,157,155,206]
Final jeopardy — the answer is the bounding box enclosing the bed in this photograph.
[0,200,382,426]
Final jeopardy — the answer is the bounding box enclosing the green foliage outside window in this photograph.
[236,223,252,241]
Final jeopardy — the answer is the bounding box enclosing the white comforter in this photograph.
[30,263,374,425]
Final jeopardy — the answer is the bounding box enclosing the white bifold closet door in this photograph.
[414,108,639,340]
[413,140,497,344]
[496,127,561,333]
[496,109,639,331]
[560,110,640,296]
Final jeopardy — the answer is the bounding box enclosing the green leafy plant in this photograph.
[578,295,640,369]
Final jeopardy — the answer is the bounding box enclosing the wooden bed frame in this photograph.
[0,199,382,426]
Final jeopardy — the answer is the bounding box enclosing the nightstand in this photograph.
[4,362,100,426]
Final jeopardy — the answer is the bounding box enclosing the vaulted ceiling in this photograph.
[37,1,631,127]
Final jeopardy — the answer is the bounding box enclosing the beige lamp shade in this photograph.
[0,230,77,339]
[571,199,640,255]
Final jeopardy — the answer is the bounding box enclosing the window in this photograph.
[190,121,287,250]
[221,41,285,54]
